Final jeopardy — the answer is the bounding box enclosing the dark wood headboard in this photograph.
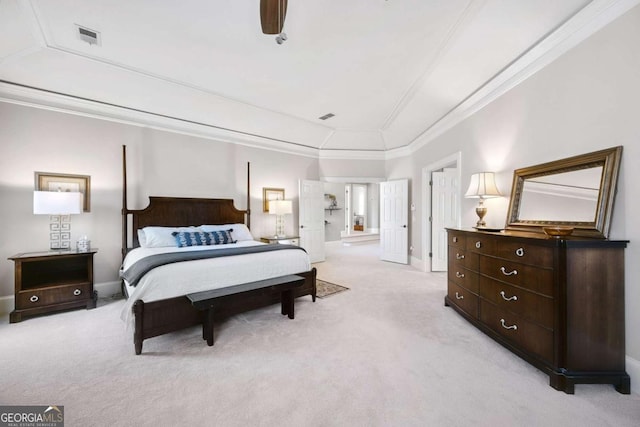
[121,146,250,257]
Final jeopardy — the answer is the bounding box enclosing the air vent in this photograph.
[319,113,335,120]
[76,25,101,46]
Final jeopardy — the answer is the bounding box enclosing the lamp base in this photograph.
[475,205,487,228]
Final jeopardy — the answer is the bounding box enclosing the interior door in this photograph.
[298,180,325,263]
[380,179,408,264]
[431,168,459,271]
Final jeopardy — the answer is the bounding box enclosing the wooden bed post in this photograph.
[247,161,251,229]
[122,145,129,261]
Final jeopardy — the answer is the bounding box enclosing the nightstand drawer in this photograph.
[17,283,92,309]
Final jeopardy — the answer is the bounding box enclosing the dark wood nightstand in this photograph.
[259,236,300,246]
[9,250,98,323]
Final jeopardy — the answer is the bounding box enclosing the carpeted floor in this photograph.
[0,241,639,426]
[316,279,349,298]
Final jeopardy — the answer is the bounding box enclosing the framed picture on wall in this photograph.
[263,187,285,212]
[35,172,91,212]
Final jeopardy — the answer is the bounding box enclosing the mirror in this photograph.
[505,146,622,238]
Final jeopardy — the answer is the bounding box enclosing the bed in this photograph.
[119,146,316,354]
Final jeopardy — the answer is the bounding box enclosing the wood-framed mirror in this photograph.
[505,146,622,239]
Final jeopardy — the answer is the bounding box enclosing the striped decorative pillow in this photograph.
[171,230,236,247]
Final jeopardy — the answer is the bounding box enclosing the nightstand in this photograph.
[260,236,300,246]
[9,250,98,323]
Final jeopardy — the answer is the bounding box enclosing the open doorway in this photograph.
[322,178,383,245]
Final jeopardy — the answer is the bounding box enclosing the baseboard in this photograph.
[410,255,426,271]
[0,281,123,316]
[626,355,640,395]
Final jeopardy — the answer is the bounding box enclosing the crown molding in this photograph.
[1,0,637,163]
[407,0,640,155]
[0,81,320,159]
[318,149,386,161]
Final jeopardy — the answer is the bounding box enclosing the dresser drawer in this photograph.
[448,246,479,271]
[448,266,479,294]
[447,281,478,318]
[448,230,466,249]
[17,283,92,309]
[479,276,554,329]
[493,241,553,268]
[480,299,553,363]
[480,256,554,296]
[466,235,497,255]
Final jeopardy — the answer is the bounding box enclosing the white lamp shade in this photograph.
[269,199,292,215]
[33,191,83,215]
[465,172,502,199]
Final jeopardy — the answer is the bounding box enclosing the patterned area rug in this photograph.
[316,279,350,298]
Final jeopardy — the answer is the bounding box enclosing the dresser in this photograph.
[9,250,98,323]
[445,228,629,394]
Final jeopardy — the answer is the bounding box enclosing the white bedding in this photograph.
[119,240,311,325]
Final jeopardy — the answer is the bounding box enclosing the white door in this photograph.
[380,179,409,264]
[298,180,325,263]
[431,168,459,271]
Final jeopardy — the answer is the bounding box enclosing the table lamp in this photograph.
[465,172,501,228]
[269,200,292,238]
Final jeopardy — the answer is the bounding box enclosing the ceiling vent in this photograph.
[76,25,101,46]
[319,113,335,120]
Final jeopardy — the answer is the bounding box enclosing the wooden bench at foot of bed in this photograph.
[132,268,316,355]
[187,274,305,347]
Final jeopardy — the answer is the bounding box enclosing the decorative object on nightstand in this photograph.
[33,191,83,250]
[269,199,292,237]
[9,250,98,323]
[465,172,502,228]
[260,235,299,246]
[262,187,285,212]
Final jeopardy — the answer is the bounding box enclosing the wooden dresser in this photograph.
[445,228,629,394]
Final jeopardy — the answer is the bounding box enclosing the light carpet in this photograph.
[0,241,638,427]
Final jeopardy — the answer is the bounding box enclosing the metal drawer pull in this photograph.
[453,237,458,243]
[500,319,518,330]
[500,291,518,301]
[73,289,82,296]
[30,295,39,303]
[455,292,464,300]
[500,266,518,276]
[456,272,465,278]
[456,253,465,260]
[475,241,481,249]
[515,247,524,257]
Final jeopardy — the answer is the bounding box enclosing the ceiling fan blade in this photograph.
[260,0,288,35]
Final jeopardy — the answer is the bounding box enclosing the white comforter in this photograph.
[119,240,310,324]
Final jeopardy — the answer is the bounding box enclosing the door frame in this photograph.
[421,152,462,272]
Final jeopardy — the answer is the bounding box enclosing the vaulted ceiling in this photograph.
[0,0,633,158]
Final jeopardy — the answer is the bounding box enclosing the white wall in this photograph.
[0,103,318,299]
[392,5,640,361]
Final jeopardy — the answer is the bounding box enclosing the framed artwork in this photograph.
[35,172,91,212]
[263,187,285,212]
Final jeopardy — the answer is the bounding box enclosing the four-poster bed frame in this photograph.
[121,146,316,354]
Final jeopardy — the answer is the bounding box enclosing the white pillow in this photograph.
[200,224,254,241]
[138,226,200,248]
